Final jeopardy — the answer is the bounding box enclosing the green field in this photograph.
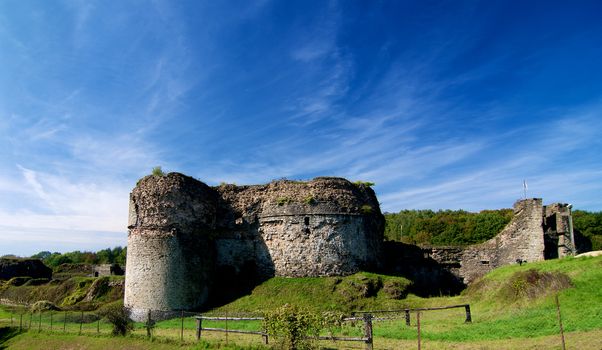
[1,255,602,349]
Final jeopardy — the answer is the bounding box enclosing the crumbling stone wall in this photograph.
[543,203,575,258]
[457,198,546,284]
[125,173,384,320]
[125,174,217,321]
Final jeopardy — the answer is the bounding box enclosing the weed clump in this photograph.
[98,302,133,336]
[499,269,572,302]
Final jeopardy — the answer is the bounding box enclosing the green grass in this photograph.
[1,256,601,348]
[210,255,602,344]
[212,272,413,314]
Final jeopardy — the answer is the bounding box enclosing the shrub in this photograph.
[499,269,573,302]
[263,304,322,350]
[151,166,165,176]
[276,197,292,206]
[304,196,316,205]
[360,205,373,214]
[98,302,133,336]
[354,181,375,187]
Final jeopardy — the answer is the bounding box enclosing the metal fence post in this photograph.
[29,312,32,330]
[464,304,472,323]
[50,311,53,331]
[63,311,67,332]
[38,312,42,332]
[363,313,373,350]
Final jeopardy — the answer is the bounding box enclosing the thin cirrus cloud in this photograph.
[1,1,602,256]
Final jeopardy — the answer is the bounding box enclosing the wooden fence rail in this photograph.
[194,313,375,349]
[353,303,472,325]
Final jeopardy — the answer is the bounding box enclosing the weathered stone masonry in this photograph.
[125,173,384,320]
[124,172,573,320]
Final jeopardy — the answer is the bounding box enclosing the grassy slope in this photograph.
[204,255,602,344]
[1,256,601,349]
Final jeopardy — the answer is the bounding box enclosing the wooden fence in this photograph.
[195,313,375,349]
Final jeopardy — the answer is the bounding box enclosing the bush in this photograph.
[499,269,573,302]
[263,304,322,350]
[151,166,165,176]
[98,302,133,336]
[360,205,373,214]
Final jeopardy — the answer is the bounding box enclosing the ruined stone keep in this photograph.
[124,173,574,320]
[125,173,384,321]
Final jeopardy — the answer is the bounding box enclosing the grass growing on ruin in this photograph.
[211,272,413,314]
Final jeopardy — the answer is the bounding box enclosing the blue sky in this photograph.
[1,1,602,256]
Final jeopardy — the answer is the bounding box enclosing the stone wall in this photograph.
[125,173,384,320]
[457,198,546,284]
[125,174,217,321]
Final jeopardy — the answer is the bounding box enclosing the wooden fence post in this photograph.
[79,311,84,335]
[262,333,269,345]
[147,310,152,338]
[50,311,53,331]
[29,312,32,330]
[63,311,67,332]
[363,313,373,350]
[180,310,184,342]
[97,315,100,333]
[555,295,566,350]
[417,311,421,350]
[195,317,202,341]
[405,309,411,326]
[464,305,472,323]
[38,312,42,332]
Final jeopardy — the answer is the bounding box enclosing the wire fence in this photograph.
[0,299,582,349]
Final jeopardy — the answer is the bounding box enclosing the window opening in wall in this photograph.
[480,260,490,265]
[304,217,310,225]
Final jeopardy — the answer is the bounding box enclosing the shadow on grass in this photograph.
[0,327,21,350]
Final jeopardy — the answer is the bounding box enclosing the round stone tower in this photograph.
[124,173,217,321]
[257,177,384,277]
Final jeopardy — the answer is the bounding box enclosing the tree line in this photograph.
[572,210,602,251]
[384,208,514,246]
[29,247,126,267]
[384,208,602,250]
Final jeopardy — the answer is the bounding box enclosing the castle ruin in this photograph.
[124,173,574,320]
[125,173,383,321]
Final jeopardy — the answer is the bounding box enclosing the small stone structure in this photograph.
[124,172,574,320]
[125,173,383,321]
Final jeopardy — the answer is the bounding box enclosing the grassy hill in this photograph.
[1,255,602,349]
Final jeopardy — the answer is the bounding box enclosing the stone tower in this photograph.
[125,173,384,320]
